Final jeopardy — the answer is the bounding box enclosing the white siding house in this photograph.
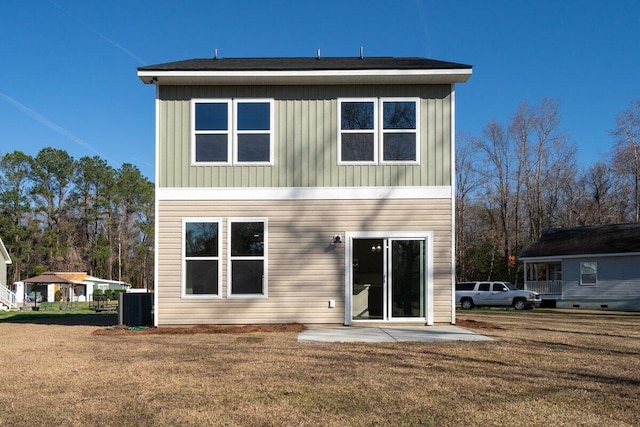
[0,238,14,310]
[0,238,11,287]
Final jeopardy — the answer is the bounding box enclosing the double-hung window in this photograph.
[580,262,597,285]
[183,219,221,297]
[193,99,274,165]
[228,219,267,297]
[339,99,377,163]
[338,98,419,164]
[382,99,418,162]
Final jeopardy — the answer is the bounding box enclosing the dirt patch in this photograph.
[456,318,503,329]
[92,322,306,336]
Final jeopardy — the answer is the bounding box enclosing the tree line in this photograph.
[0,147,154,288]
[456,98,640,285]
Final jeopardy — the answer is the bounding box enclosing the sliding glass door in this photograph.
[389,239,425,319]
[351,236,427,322]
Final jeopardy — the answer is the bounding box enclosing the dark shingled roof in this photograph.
[138,56,472,72]
[519,223,640,258]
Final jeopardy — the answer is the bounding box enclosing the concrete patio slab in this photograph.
[298,325,494,343]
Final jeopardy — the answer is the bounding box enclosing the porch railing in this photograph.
[524,280,562,295]
[0,285,17,309]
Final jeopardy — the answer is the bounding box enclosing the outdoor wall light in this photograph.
[332,235,343,245]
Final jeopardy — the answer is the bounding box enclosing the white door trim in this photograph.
[344,231,434,325]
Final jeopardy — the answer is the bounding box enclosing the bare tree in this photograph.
[457,99,575,283]
[584,162,616,224]
[611,99,640,221]
[455,134,479,281]
[472,120,514,277]
[508,99,575,240]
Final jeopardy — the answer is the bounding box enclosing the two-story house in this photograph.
[137,56,472,326]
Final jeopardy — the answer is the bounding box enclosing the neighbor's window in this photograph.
[580,262,597,285]
[338,98,419,164]
[193,99,273,164]
[228,219,267,297]
[183,220,221,297]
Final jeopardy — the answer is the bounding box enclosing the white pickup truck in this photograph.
[456,281,541,310]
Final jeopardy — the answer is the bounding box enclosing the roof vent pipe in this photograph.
[317,48,321,59]
[214,49,218,60]
[359,46,364,59]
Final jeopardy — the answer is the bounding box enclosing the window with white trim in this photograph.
[194,101,231,163]
[382,99,418,162]
[580,262,597,285]
[339,99,377,163]
[228,219,267,297]
[183,219,221,297]
[192,99,274,165]
[338,98,419,164]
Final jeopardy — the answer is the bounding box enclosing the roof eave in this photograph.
[0,239,11,265]
[520,251,640,262]
[137,68,472,86]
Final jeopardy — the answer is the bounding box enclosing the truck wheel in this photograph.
[460,298,474,310]
[513,298,527,310]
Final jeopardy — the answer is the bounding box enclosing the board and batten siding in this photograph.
[157,198,452,325]
[158,85,452,189]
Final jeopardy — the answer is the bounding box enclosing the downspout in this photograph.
[153,83,160,328]
[450,83,457,325]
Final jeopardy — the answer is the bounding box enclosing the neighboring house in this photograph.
[0,237,10,287]
[137,55,472,326]
[519,223,640,311]
[22,272,131,303]
[0,238,15,310]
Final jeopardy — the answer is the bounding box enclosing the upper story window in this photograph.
[193,99,274,165]
[382,100,418,162]
[339,100,376,163]
[339,98,419,164]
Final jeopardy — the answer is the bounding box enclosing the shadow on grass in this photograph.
[0,312,118,326]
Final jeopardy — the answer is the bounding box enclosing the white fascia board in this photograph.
[0,239,11,265]
[158,186,452,201]
[137,69,472,85]
[520,252,640,262]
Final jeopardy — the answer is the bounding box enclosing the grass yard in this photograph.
[0,309,638,426]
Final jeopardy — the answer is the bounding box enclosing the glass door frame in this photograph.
[344,231,434,326]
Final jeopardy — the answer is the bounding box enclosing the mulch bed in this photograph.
[92,323,306,336]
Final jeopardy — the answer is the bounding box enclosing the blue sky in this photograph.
[1,0,638,180]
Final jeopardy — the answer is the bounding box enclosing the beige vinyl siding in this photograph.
[157,198,452,325]
[158,85,452,189]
